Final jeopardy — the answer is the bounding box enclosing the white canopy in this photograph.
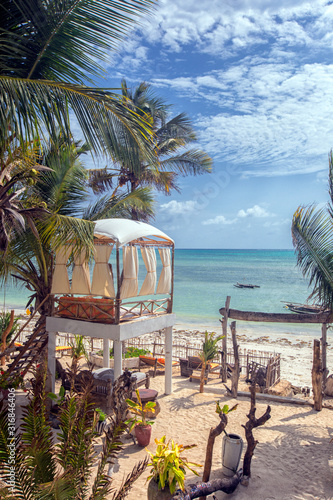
[94,218,174,247]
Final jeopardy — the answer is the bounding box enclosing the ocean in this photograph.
[1,248,315,331]
[1,248,328,386]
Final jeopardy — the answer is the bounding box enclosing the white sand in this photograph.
[111,372,333,500]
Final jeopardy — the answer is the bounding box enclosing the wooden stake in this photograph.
[230,321,240,398]
[312,339,322,411]
[221,296,230,382]
[321,323,328,389]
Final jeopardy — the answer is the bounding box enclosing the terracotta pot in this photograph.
[134,424,152,447]
[147,478,172,500]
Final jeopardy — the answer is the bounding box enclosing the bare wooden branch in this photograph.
[312,339,322,411]
[230,321,239,398]
[241,383,271,477]
[200,413,228,500]
[171,471,242,499]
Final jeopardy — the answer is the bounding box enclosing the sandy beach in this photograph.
[9,311,333,499]
[108,370,333,500]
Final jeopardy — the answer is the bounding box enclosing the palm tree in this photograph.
[199,331,224,393]
[0,0,156,165]
[292,151,333,309]
[89,79,213,220]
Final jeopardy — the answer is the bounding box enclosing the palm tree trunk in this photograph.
[199,362,207,393]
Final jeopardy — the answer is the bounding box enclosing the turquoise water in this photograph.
[1,249,311,326]
[173,249,310,325]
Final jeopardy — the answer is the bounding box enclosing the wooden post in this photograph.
[312,339,322,411]
[221,296,230,382]
[321,323,328,389]
[230,321,240,398]
[1,310,14,366]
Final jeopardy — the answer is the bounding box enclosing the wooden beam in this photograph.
[221,296,230,382]
[321,323,328,388]
[219,307,331,324]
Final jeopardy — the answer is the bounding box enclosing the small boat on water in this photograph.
[234,282,260,289]
[282,301,327,314]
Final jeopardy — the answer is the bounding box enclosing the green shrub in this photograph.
[95,347,151,358]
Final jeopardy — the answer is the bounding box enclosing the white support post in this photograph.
[165,326,173,395]
[103,338,110,368]
[113,340,122,380]
[47,331,56,394]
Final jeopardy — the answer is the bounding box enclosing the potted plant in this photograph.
[125,388,156,446]
[146,436,202,500]
[95,407,107,435]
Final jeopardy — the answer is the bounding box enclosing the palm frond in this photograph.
[83,187,155,221]
[158,150,213,176]
[0,77,155,163]
[292,205,333,308]
[0,0,156,83]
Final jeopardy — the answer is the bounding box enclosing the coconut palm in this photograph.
[199,331,224,393]
[0,0,156,161]
[88,79,213,220]
[292,151,333,309]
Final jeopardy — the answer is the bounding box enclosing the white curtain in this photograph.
[156,247,171,294]
[91,244,115,298]
[120,246,139,299]
[51,246,71,294]
[139,247,157,296]
[70,250,91,294]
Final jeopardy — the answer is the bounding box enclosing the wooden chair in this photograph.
[180,356,220,384]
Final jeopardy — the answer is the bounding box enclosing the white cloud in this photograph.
[238,205,272,218]
[159,200,200,215]
[202,215,237,225]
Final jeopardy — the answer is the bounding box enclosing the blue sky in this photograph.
[94,0,333,249]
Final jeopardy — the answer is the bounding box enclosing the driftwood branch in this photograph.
[171,471,242,499]
[200,413,228,500]
[312,339,322,411]
[241,382,271,477]
[230,321,240,397]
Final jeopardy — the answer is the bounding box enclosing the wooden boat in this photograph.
[282,301,327,314]
[234,282,260,289]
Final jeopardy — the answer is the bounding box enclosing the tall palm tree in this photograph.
[89,79,213,220]
[0,0,156,161]
[292,151,333,309]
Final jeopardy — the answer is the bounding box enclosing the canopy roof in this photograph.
[94,218,174,247]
